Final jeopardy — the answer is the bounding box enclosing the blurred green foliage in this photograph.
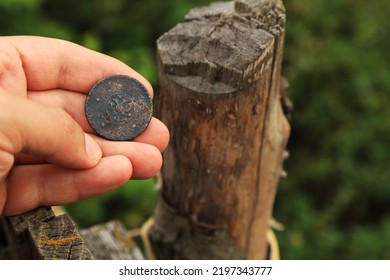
[275,0,390,259]
[1,0,389,259]
[64,179,158,229]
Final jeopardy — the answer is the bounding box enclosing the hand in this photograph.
[0,36,169,216]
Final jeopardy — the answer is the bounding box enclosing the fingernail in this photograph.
[84,133,102,165]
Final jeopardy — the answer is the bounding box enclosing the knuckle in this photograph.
[54,107,82,137]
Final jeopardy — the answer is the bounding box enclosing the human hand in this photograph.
[0,36,169,216]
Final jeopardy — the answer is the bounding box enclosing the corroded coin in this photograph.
[85,75,153,141]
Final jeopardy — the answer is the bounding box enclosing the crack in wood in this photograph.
[151,0,289,260]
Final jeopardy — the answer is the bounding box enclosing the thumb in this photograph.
[1,92,102,169]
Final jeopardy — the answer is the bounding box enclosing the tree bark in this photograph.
[149,0,290,259]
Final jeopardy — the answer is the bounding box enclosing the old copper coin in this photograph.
[85,75,153,141]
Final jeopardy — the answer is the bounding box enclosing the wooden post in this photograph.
[149,0,290,259]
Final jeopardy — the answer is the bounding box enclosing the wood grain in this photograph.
[150,0,289,259]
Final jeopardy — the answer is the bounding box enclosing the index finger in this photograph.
[5,36,153,97]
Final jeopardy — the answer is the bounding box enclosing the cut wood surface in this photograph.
[150,0,290,259]
[0,207,93,260]
[80,220,144,260]
[0,207,149,260]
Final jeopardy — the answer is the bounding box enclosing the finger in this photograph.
[0,39,27,96]
[16,138,164,180]
[0,92,102,169]
[3,155,132,216]
[27,89,170,151]
[5,36,153,97]
[91,138,163,179]
[27,89,91,132]
[14,153,38,165]
[131,118,170,152]
[15,141,162,180]
[0,150,14,214]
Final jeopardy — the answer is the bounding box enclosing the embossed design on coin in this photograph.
[85,75,153,141]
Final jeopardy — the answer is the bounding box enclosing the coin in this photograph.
[85,75,153,141]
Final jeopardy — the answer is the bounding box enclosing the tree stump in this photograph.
[0,207,93,259]
[0,206,149,260]
[80,220,144,260]
[149,0,290,259]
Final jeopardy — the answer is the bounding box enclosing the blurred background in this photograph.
[1,0,389,259]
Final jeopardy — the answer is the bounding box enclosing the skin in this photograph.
[0,36,169,216]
